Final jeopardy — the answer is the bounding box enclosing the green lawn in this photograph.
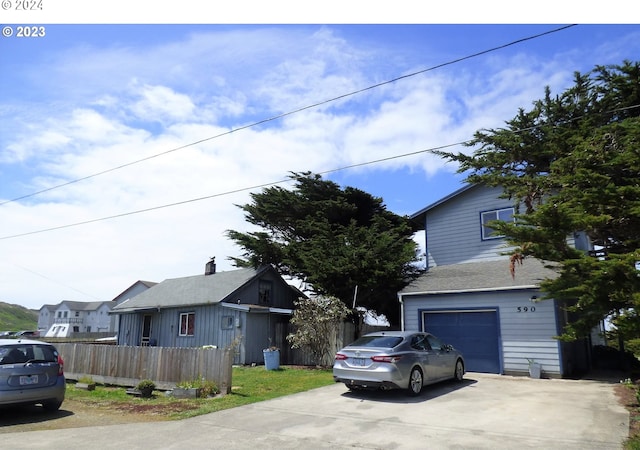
[67,365,335,420]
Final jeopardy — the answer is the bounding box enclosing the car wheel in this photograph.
[407,367,423,396]
[42,400,62,411]
[454,359,464,382]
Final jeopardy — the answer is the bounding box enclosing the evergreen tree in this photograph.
[434,61,640,340]
[227,172,423,327]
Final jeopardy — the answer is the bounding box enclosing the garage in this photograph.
[421,309,501,374]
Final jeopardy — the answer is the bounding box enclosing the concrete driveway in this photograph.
[0,372,629,449]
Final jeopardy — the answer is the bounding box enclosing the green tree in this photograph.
[286,296,351,366]
[434,61,640,341]
[226,172,423,327]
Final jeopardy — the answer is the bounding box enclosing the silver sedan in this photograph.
[333,330,465,396]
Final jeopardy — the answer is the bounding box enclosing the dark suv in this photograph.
[0,338,65,410]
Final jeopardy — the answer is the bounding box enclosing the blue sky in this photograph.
[1,16,639,310]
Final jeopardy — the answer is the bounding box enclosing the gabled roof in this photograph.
[410,183,475,226]
[112,266,273,313]
[399,258,559,296]
[110,280,158,302]
[57,300,113,311]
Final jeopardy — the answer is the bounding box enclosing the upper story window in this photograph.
[258,280,272,305]
[480,207,514,240]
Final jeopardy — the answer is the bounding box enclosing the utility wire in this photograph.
[0,24,577,207]
[0,140,468,240]
[1,101,638,242]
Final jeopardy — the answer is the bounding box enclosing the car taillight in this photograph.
[371,355,401,363]
[57,354,64,376]
[334,353,347,360]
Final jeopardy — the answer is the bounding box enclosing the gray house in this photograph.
[399,184,592,378]
[109,280,157,336]
[39,300,115,338]
[111,260,303,365]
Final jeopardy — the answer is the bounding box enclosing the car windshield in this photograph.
[348,335,403,349]
[0,344,58,365]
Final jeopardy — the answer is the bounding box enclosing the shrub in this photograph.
[176,378,219,397]
[136,379,156,397]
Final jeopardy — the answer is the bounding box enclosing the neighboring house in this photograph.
[111,260,304,365]
[38,300,115,338]
[109,280,157,336]
[398,184,593,378]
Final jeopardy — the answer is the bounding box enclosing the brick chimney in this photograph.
[205,257,216,275]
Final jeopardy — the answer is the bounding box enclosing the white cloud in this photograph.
[128,83,196,124]
[1,25,639,310]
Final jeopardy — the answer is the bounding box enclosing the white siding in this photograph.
[425,185,518,266]
[402,290,563,377]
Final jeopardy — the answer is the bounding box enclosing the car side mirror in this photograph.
[443,344,453,352]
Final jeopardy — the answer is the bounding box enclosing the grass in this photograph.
[0,302,38,331]
[66,365,335,420]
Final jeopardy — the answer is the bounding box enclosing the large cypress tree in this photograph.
[226,172,423,327]
[434,61,640,341]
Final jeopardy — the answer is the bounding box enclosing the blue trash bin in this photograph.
[263,349,280,370]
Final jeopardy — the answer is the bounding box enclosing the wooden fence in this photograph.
[56,344,233,394]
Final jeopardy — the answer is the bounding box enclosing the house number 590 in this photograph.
[517,306,536,312]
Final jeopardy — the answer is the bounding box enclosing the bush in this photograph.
[136,379,156,397]
[176,378,219,397]
[136,379,156,390]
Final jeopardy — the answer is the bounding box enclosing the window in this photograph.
[75,311,80,317]
[481,207,514,240]
[426,334,443,351]
[179,312,195,336]
[410,334,428,350]
[258,280,272,305]
[221,316,234,329]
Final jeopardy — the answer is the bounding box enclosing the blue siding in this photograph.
[425,185,518,266]
[404,291,563,377]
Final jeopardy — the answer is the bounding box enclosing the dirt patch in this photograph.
[614,382,640,441]
[0,397,198,433]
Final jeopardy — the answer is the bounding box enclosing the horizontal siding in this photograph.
[425,185,517,266]
[503,340,561,373]
[403,290,562,376]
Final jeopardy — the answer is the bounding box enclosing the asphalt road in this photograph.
[0,372,629,449]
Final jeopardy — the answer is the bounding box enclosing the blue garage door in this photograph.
[422,310,500,374]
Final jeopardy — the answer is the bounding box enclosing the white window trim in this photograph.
[179,312,195,337]
[480,207,515,240]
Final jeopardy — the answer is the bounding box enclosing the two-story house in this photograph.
[39,300,115,338]
[398,184,592,378]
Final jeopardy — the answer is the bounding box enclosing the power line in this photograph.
[9,263,103,301]
[2,101,637,242]
[0,140,468,240]
[0,24,577,207]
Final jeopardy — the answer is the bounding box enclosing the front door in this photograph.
[141,314,152,346]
